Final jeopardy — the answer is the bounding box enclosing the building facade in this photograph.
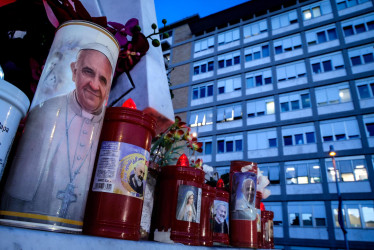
[160,0,374,249]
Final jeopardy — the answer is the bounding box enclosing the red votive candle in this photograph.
[83,105,156,240]
[261,210,274,249]
[153,155,205,245]
[256,191,263,249]
[229,160,258,248]
[212,179,230,246]
[199,184,216,246]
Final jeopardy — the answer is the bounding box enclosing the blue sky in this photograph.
[154,0,250,27]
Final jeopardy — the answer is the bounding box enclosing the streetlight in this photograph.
[329,145,349,250]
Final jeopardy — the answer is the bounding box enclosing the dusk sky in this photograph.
[154,0,250,27]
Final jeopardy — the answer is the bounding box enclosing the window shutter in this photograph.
[247,102,256,115]
[283,37,292,49]
[269,166,280,181]
[258,132,268,149]
[208,37,214,47]
[298,164,308,177]
[289,10,297,22]
[316,88,328,104]
[259,20,267,31]
[272,17,280,29]
[194,42,201,52]
[256,100,266,113]
[234,77,242,89]
[206,111,213,123]
[189,113,197,125]
[277,66,287,80]
[248,133,257,150]
[225,31,233,43]
[233,29,240,40]
[286,64,297,78]
[320,123,333,137]
[234,105,242,118]
[217,108,225,121]
[201,40,208,50]
[225,107,233,120]
[327,88,339,102]
[218,33,225,44]
[346,119,360,137]
[321,0,332,14]
[333,53,344,68]
[305,31,316,43]
[252,24,260,35]
[296,62,306,75]
[226,79,234,92]
[339,160,352,174]
[243,25,251,37]
[292,35,302,47]
[197,112,204,123]
[333,121,346,135]
[280,14,289,27]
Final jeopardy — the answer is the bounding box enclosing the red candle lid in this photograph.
[122,98,137,109]
[216,178,225,189]
[176,153,189,167]
[260,202,265,211]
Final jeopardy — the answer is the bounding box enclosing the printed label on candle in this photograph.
[230,172,257,221]
[92,141,149,200]
[212,200,229,234]
[176,185,202,223]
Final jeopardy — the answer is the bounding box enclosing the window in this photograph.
[341,13,374,38]
[189,109,213,127]
[302,0,332,21]
[326,156,368,183]
[248,128,277,151]
[363,114,374,136]
[218,28,240,45]
[194,36,214,53]
[286,161,322,184]
[205,141,212,155]
[273,34,302,55]
[259,164,280,185]
[244,19,268,38]
[348,44,374,68]
[217,75,241,95]
[246,68,272,88]
[191,83,214,100]
[315,83,352,106]
[217,104,242,123]
[282,123,316,147]
[320,118,360,143]
[310,52,345,74]
[271,10,298,30]
[332,200,374,229]
[244,43,270,62]
[336,0,371,11]
[193,59,214,75]
[289,202,326,227]
[247,98,275,118]
[356,77,374,99]
[217,134,243,153]
[217,50,241,69]
[277,61,307,82]
[279,91,311,112]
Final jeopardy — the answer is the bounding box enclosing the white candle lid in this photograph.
[0,79,30,117]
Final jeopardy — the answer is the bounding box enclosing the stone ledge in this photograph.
[0,225,261,250]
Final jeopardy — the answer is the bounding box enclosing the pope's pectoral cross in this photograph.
[56,182,77,218]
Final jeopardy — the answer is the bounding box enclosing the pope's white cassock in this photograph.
[0,90,103,229]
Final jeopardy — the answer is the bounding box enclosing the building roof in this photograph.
[188,0,295,35]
